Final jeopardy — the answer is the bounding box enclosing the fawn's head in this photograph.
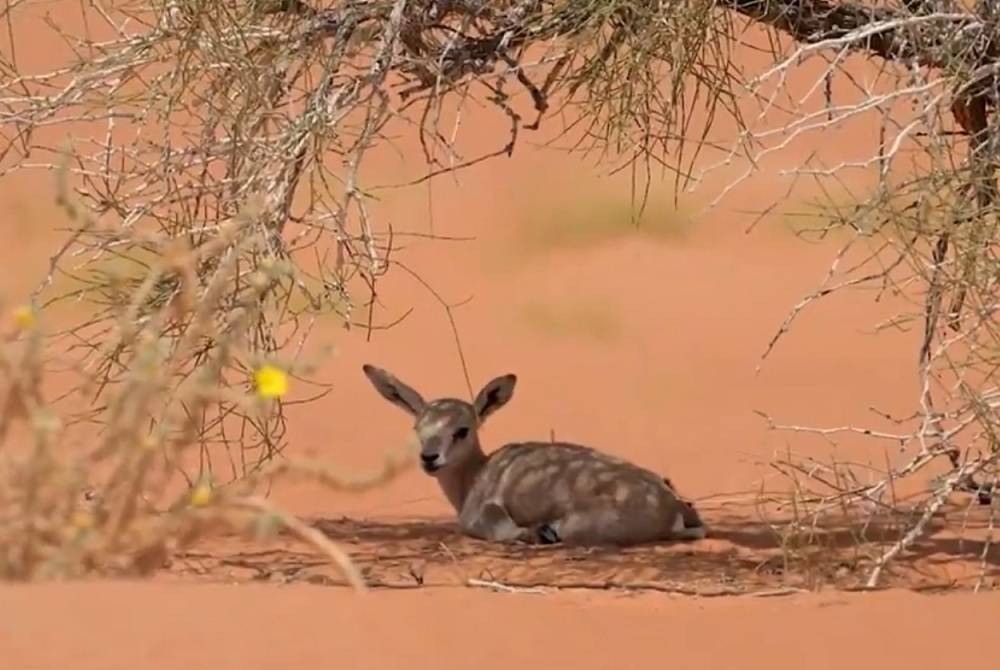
[362,364,516,475]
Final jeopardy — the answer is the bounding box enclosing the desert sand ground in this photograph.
[2,5,998,670]
[6,582,1000,670]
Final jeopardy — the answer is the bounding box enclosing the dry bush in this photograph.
[0,171,415,582]
[707,4,1000,587]
[2,0,1000,588]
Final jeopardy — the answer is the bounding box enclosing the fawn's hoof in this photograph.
[537,524,561,544]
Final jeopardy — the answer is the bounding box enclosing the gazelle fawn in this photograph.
[362,364,707,546]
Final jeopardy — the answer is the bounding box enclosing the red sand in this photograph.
[2,5,998,668]
[3,582,997,670]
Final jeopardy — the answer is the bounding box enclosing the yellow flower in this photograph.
[253,364,289,399]
[190,482,213,507]
[11,305,34,330]
[70,511,94,530]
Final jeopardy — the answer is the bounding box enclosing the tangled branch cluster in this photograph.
[0,172,416,580]
[699,1,1000,585]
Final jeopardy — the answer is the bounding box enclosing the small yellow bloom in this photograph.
[70,511,94,530]
[190,482,213,507]
[12,305,34,330]
[253,364,289,399]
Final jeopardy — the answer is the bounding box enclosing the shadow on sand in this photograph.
[172,509,1000,594]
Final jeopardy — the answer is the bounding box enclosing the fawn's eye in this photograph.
[452,426,470,441]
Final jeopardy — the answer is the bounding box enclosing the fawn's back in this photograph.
[465,441,700,544]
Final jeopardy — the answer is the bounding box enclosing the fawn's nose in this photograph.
[420,452,441,471]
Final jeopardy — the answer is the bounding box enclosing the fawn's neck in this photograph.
[436,444,488,513]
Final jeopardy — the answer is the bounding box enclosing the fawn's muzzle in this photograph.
[420,452,442,473]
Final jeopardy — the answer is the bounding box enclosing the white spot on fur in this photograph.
[417,417,451,440]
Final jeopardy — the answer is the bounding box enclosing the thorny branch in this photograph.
[694,0,1000,587]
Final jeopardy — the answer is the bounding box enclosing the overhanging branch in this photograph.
[727,0,993,73]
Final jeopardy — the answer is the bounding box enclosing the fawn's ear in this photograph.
[473,373,517,422]
[362,364,426,417]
